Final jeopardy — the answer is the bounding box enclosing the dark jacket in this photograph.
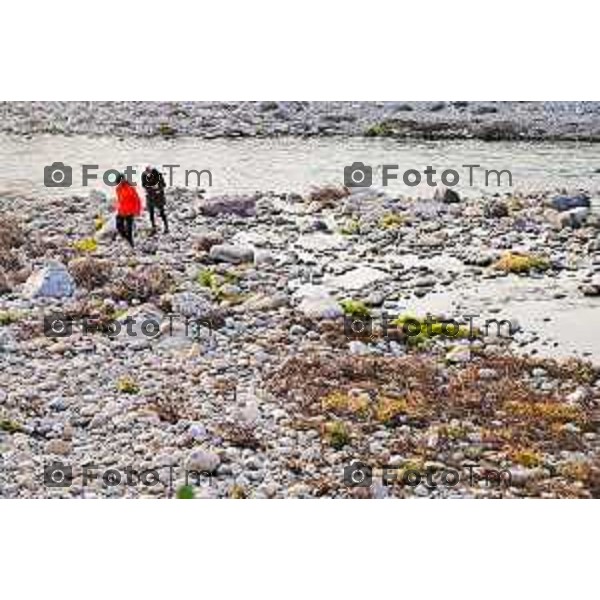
[142,169,166,206]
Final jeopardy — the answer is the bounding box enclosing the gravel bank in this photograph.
[1,184,600,498]
[3,101,600,141]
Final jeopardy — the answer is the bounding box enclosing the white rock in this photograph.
[566,387,588,406]
[209,244,254,264]
[324,266,389,291]
[186,449,221,473]
[348,340,370,355]
[188,424,207,440]
[298,292,343,320]
[295,232,348,252]
[239,400,260,425]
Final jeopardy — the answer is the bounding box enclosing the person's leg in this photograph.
[116,215,126,240]
[126,216,135,247]
[159,206,169,233]
[148,198,157,233]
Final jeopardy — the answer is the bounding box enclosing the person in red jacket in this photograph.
[114,173,142,248]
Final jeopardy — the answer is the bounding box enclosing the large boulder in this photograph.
[549,193,591,212]
[209,244,254,264]
[199,194,258,217]
[22,261,75,299]
[547,206,591,230]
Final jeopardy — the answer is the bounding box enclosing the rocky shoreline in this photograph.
[1,183,600,498]
[3,101,600,141]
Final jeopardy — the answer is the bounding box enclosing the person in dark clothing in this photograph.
[141,166,169,235]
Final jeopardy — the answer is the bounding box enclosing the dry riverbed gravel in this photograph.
[1,183,600,498]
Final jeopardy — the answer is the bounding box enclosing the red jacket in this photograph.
[115,181,142,216]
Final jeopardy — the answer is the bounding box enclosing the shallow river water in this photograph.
[0,134,599,198]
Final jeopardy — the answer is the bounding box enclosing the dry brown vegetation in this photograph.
[266,352,600,497]
[308,185,350,206]
[111,265,174,302]
[68,257,113,290]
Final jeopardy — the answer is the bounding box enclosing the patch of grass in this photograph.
[511,448,543,468]
[158,122,176,136]
[198,268,242,304]
[438,424,469,441]
[340,218,360,236]
[494,252,550,274]
[176,485,195,499]
[323,421,350,449]
[379,212,404,230]
[375,397,408,425]
[340,299,371,319]
[230,485,248,499]
[559,460,594,481]
[321,391,370,418]
[365,121,395,137]
[116,376,140,395]
[198,268,219,291]
[392,314,476,346]
[503,400,582,425]
[0,419,24,434]
[0,310,21,326]
[72,238,98,253]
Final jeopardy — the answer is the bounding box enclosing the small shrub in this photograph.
[340,299,371,319]
[511,448,543,468]
[69,257,113,290]
[197,268,219,291]
[308,185,350,206]
[158,122,176,136]
[365,121,395,137]
[503,400,581,424]
[379,212,404,230]
[340,219,360,235]
[176,485,195,499]
[494,252,549,274]
[559,460,594,481]
[72,238,98,253]
[116,376,139,395]
[0,310,21,326]
[219,423,263,450]
[375,397,408,425]
[145,386,197,425]
[322,391,369,417]
[392,314,476,346]
[0,214,25,250]
[0,419,23,434]
[112,265,174,302]
[323,421,350,449]
[230,485,248,499]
